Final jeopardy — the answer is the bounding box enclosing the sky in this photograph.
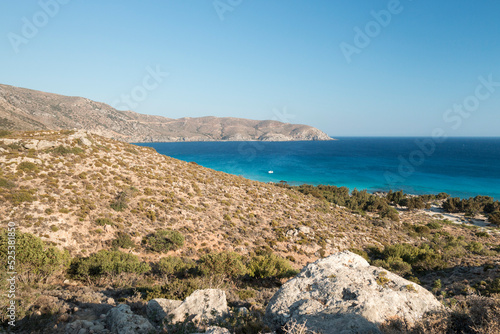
[1,1,499,136]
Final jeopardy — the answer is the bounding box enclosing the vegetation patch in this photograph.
[247,252,298,279]
[70,250,150,281]
[144,229,185,253]
[0,232,70,283]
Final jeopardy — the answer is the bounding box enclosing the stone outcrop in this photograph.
[265,251,445,334]
[168,289,228,324]
[106,304,155,334]
[147,298,182,323]
[193,326,231,334]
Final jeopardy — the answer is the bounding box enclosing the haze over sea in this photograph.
[137,138,500,200]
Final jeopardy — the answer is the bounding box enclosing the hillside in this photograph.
[0,130,371,264]
[0,84,332,142]
[0,130,499,333]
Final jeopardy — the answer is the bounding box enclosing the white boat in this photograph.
[268,170,274,174]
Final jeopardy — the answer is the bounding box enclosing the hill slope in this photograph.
[0,130,388,266]
[0,84,332,142]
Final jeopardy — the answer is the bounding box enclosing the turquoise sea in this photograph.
[136,138,500,200]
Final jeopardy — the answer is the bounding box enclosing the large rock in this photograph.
[193,326,231,334]
[147,298,182,323]
[106,304,155,334]
[168,289,228,324]
[265,251,445,334]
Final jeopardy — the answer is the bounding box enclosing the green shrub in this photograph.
[0,130,11,137]
[198,251,247,278]
[426,221,442,230]
[157,256,195,277]
[466,241,484,254]
[110,191,128,211]
[144,229,184,253]
[143,277,201,301]
[414,225,431,234]
[247,252,298,279]
[475,231,490,238]
[96,218,113,226]
[349,248,370,261]
[70,250,150,280]
[111,232,135,249]
[489,211,500,225]
[237,288,256,300]
[6,189,35,205]
[17,161,38,173]
[0,231,70,283]
[372,256,413,277]
[379,207,400,222]
[0,177,16,189]
[380,243,446,272]
[51,145,84,155]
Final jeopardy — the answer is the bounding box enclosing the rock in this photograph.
[265,251,445,334]
[89,323,105,332]
[23,140,39,150]
[106,304,155,334]
[298,226,311,234]
[37,139,58,150]
[193,326,231,334]
[237,307,249,316]
[168,289,228,324]
[147,298,182,322]
[65,320,95,334]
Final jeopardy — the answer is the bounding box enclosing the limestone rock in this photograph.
[193,326,231,334]
[265,251,445,334]
[168,289,228,324]
[147,298,182,323]
[106,304,155,334]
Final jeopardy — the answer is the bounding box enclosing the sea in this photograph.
[136,137,500,200]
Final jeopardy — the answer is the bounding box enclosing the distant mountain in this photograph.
[0,84,332,142]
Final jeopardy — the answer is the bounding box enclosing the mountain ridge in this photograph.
[0,83,333,143]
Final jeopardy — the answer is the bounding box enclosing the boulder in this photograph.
[168,289,228,324]
[265,251,445,334]
[106,304,155,334]
[37,139,58,150]
[193,326,231,334]
[147,298,182,323]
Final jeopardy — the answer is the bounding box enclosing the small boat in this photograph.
[268,170,274,174]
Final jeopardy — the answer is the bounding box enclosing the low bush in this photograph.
[51,145,84,155]
[198,251,247,278]
[70,250,150,281]
[110,191,128,211]
[95,218,113,226]
[144,229,184,253]
[247,252,298,279]
[111,232,135,249]
[5,189,35,205]
[0,231,70,283]
[157,256,195,277]
[142,277,202,301]
[0,178,16,189]
[427,221,442,230]
[372,256,413,277]
[0,130,11,137]
[17,161,38,173]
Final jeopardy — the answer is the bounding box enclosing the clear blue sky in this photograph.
[1,1,499,136]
